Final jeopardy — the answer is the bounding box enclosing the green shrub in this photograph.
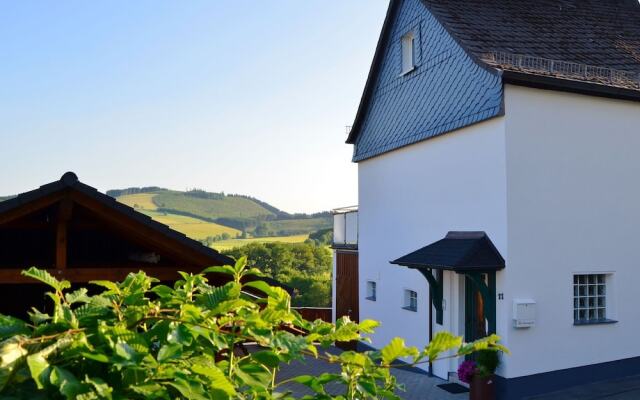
[476,349,500,377]
[0,261,506,399]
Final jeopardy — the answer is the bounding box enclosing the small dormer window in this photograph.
[401,30,415,75]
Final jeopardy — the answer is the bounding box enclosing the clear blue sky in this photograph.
[0,1,388,213]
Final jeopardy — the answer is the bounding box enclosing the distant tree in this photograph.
[307,228,333,246]
[222,242,332,307]
[253,223,269,237]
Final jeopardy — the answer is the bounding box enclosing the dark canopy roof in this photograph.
[390,231,505,272]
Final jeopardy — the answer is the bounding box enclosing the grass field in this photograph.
[153,192,274,220]
[264,218,331,235]
[117,193,159,210]
[138,210,241,240]
[211,234,309,251]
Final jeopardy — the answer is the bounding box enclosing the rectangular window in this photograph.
[403,289,417,312]
[401,31,415,75]
[573,274,612,324]
[366,281,376,301]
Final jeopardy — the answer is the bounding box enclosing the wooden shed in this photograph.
[0,172,235,315]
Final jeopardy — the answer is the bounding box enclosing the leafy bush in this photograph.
[0,261,506,399]
[476,350,500,377]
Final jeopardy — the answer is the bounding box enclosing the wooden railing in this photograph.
[293,307,332,322]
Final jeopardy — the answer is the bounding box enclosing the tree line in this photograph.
[222,241,332,307]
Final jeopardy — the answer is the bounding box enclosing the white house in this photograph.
[334,0,640,398]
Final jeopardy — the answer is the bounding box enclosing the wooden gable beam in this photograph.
[0,192,65,226]
[55,198,73,269]
[68,191,217,268]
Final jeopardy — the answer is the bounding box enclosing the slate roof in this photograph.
[390,231,505,272]
[0,172,234,266]
[347,0,640,148]
[423,0,640,90]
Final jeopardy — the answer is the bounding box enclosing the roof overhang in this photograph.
[390,231,505,273]
[501,70,640,103]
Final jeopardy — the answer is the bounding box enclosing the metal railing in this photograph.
[480,52,640,90]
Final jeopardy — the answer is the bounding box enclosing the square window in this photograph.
[403,289,417,312]
[573,273,609,324]
[401,31,415,75]
[366,281,377,301]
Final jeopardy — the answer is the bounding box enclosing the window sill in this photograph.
[574,319,618,326]
[365,296,376,302]
[402,306,417,312]
[399,66,416,76]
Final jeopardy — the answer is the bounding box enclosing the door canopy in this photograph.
[390,231,504,331]
[390,231,504,272]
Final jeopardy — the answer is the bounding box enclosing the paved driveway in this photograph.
[528,374,640,400]
[276,346,466,400]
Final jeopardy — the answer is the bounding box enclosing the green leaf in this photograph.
[90,280,121,294]
[166,377,210,400]
[65,288,90,305]
[458,334,508,356]
[191,364,237,396]
[292,375,326,394]
[85,376,113,399]
[157,343,182,362]
[380,338,419,366]
[236,361,271,388]
[22,267,71,292]
[115,342,137,361]
[201,265,235,276]
[358,319,380,334]
[50,366,85,398]
[28,308,51,326]
[150,284,174,299]
[130,382,167,398]
[197,282,241,310]
[81,352,110,363]
[243,280,275,297]
[0,315,30,340]
[424,331,463,362]
[26,336,74,389]
[26,353,51,389]
[0,336,29,391]
[250,350,280,368]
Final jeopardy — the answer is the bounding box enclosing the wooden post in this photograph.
[55,198,73,269]
[419,268,443,324]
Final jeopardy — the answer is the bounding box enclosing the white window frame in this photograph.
[400,30,416,75]
[403,289,417,312]
[366,281,377,301]
[573,272,616,325]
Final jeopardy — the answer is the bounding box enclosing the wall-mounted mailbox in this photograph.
[513,299,536,328]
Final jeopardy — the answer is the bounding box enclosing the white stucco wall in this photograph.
[502,85,640,378]
[357,117,508,377]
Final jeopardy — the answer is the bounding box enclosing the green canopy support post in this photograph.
[466,271,497,334]
[419,268,443,324]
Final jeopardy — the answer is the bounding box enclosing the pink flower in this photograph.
[457,360,477,384]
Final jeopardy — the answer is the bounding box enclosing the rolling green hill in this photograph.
[153,191,274,220]
[107,187,332,243]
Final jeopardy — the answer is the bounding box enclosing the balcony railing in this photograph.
[332,206,358,249]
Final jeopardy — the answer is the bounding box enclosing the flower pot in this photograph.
[470,374,495,400]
